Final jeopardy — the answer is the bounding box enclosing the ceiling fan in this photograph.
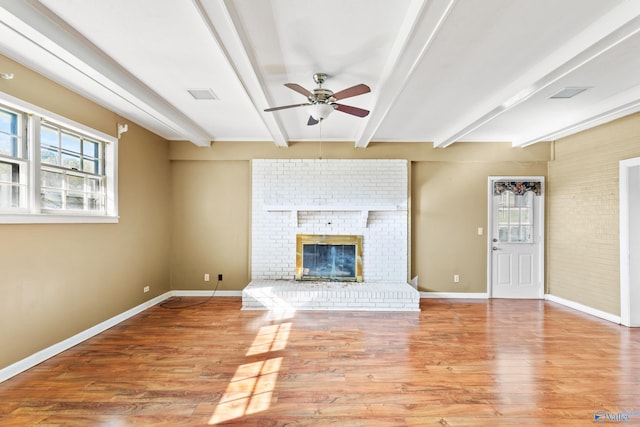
[264,73,370,125]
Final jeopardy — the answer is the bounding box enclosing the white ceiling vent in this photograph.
[188,89,219,100]
[549,87,590,99]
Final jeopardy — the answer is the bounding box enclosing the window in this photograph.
[497,190,533,243]
[40,123,106,212]
[0,105,27,210]
[0,93,118,223]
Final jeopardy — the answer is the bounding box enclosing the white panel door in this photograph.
[490,178,544,299]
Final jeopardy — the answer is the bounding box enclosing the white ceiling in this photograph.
[1,0,639,148]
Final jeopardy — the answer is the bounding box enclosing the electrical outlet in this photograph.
[204,273,210,282]
[453,274,460,283]
[218,274,223,281]
[143,286,150,293]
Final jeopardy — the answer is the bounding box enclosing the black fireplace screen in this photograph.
[302,244,356,280]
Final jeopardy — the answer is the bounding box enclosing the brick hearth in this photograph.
[242,280,420,311]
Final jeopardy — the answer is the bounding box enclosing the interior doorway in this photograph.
[620,158,640,327]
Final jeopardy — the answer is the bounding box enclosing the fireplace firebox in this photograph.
[295,234,363,282]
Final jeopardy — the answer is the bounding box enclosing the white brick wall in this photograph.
[251,159,408,282]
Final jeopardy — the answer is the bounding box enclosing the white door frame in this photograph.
[486,176,545,298]
[620,157,640,327]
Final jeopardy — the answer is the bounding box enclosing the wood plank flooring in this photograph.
[1,298,639,426]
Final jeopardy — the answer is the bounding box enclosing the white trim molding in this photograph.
[420,292,488,299]
[619,156,640,327]
[545,294,621,324]
[172,290,243,297]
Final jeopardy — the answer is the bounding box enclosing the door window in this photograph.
[497,190,533,243]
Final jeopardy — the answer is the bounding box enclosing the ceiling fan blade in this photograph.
[264,103,309,112]
[284,83,313,98]
[332,84,371,101]
[307,116,319,126]
[334,103,370,118]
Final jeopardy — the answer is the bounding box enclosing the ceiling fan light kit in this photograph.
[265,72,370,126]
[308,103,335,121]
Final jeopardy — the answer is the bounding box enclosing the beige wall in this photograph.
[412,161,547,292]
[170,161,250,291]
[547,112,640,316]
[0,56,172,369]
[169,141,550,293]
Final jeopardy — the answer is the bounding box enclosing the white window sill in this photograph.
[0,213,119,224]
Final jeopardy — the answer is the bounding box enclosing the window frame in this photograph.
[0,91,118,224]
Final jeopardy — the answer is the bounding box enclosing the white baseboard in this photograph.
[545,294,621,324]
[0,292,172,383]
[420,293,622,324]
[420,292,488,299]
[171,290,243,297]
[0,289,244,383]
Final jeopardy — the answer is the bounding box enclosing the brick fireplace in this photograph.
[242,159,419,311]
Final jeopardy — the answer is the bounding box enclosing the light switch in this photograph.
[477,227,483,236]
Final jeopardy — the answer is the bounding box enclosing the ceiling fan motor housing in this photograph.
[309,82,337,120]
[310,88,335,104]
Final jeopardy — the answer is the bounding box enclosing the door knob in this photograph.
[492,238,498,242]
[492,246,500,251]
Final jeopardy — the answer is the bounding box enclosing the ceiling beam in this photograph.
[514,85,640,147]
[0,0,213,147]
[192,0,289,147]
[433,1,640,148]
[354,0,456,148]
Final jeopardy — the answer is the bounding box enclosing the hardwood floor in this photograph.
[1,298,639,426]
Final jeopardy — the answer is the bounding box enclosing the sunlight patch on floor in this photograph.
[246,322,292,356]
[209,357,283,424]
